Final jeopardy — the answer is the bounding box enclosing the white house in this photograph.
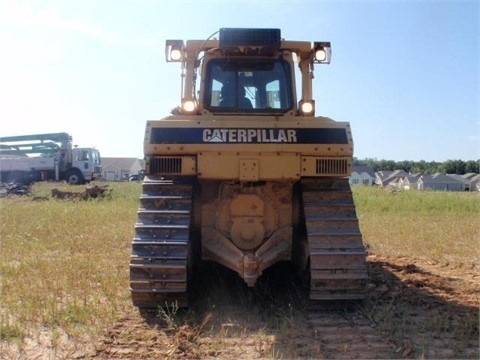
[350,166,376,186]
[101,157,143,182]
[398,174,421,190]
[375,169,408,188]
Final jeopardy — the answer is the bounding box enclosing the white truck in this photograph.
[0,132,102,185]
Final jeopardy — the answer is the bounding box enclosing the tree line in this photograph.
[353,158,480,175]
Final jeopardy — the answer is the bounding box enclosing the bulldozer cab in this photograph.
[166,28,331,117]
[205,58,292,112]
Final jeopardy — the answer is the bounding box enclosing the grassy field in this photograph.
[354,187,479,265]
[0,182,139,348]
[0,182,478,354]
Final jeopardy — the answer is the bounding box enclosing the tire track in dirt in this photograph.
[306,315,398,359]
[40,254,475,360]
[92,305,400,359]
[92,260,401,359]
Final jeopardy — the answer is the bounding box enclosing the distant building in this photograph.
[399,174,422,190]
[350,166,376,186]
[448,173,480,191]
[467,174,480,192]
[418,173,465,191]
[375,170,408,188]
[102,157,143,182]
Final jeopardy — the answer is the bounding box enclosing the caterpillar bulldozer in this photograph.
[129,28,368,308]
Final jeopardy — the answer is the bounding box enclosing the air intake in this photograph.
[316,158,349,176]
[150,157,182,174]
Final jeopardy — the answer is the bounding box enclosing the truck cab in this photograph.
[71,147,102,184]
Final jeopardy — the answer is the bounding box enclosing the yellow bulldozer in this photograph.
[129,28,368,307]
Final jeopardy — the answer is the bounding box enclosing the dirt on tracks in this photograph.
[92,255,479,360]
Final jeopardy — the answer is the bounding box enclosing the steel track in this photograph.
[302,178,368,300]
[129,176,194,308]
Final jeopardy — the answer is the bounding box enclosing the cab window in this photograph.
[77,151,89,161]
[205,58,292,113]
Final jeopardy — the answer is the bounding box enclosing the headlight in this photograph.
[313,42,331,64]
[299,100,315,116]
[315,49,327,62]
[182,99,197,113]
[170,48,182,61]
[165,40,185,62]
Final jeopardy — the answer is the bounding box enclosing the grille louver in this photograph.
[316,158,349,175]
[150,157,182,174]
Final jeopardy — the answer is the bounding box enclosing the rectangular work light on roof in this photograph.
[165,39,185,62]
[313,41,332,64]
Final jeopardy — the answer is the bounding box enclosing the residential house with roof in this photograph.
[349,166,376,186]
[456,173,480,191]
[102,157,143,181]
[375,169,408,188]
[468,174,480,191]
[417,173,465,191]
[398,174,422,190]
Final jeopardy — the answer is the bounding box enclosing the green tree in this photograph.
[465,160,479,173]
[442,160,466,174]
[396,160,414,173]
[353,158,478,175]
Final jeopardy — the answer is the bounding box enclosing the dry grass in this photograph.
[0,182,139,348]
[0,182,479,358]
[354,187,480,265]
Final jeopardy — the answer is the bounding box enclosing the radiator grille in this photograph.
[316,158,349,175]
[150,157,182,174]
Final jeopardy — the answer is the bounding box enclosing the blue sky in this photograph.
[0,1,478,161]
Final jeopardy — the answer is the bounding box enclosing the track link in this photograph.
[302,178,368,300]
[129,176,194,308]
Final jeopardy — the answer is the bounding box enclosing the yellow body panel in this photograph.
[198,152,300,181]
[144,116,354,179]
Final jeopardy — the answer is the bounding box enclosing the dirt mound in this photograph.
[51,184,111,200]
[0,182,31,197]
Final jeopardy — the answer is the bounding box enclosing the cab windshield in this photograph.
[204,58,293,113]
[91,149,101,165]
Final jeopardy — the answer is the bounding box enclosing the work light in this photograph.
[181,99,197,114]
[299,100,315,115]
[166,40,185,62]
[313,42,332,64]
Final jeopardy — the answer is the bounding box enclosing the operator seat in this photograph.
[219,86,252,108]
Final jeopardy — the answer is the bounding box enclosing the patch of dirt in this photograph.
[0,182,31,197]
[0,327,94,360]
[51,184,111,200]
[2,255,479,359]
[0,182,111,200]
[91,255,479,359]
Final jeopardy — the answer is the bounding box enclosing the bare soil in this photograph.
[94,254,480,359]
[2,254,479,359]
